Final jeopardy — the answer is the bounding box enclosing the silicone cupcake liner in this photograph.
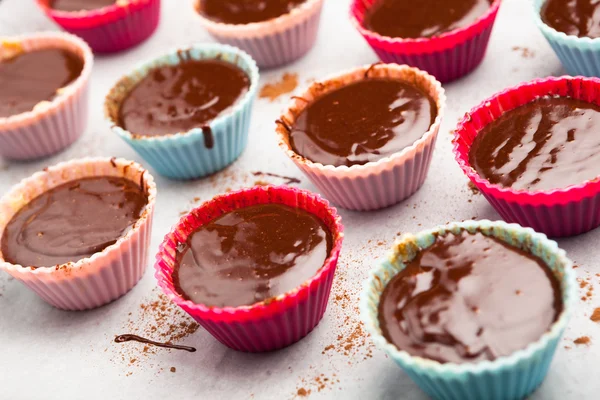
[453,75,600,237]
[193,0,324,68]
[105,44,259,180]
[0,158,156,311]
[36,0,160,53]
[533,0,600,77]
[154,185,344,352]
[361,220,576,400]
[276,63,445,211]
[0,32,92,161]
[350,0,501,83]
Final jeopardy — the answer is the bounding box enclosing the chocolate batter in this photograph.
[288,78,436,167]
[0,48,83,118]
[469,96,600,192]
[1,177,148,268]
[542,0,600,39]
[119,58,250,137]
[174,203,332,308]
[379,230,562,364]
[50,0,117,12]
[363,0,492,39]
[199,0,306,24]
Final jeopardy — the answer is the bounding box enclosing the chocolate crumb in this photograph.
[468,181,480,195]
[170,367,176,373]
[574,336,591,345]
[260,73,298,101]
[512,46,535,58]
[297,388,308,397]
[591,308,600,322]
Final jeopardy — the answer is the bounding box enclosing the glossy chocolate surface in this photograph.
[0,48,83,118]
[1,177,147,268]
[50,0,116,12]
[379,230,562,364]
[174,204,332,308]
[119,58,250,137]
[542,0,600,39]
[199,0,306,24]
[469,96,600,192]
[363,0,492,39]
[288,78,436,167]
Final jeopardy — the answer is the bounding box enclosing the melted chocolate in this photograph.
[542,0,600,39]
[289,78,436,167]
[199,0,306,24]
[114,334,197,353]
[469,96,600,192]
[1,177,147,268]
[0,48,83,118]
[252,171,301,185]
[50,0,116,12]
[174,203,331,308]
[379,230,562,364]
[119,58,250,137]
[363,0,492,39]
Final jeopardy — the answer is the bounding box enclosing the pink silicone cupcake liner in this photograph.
[453,75,600,238]
[36,0,160,53]
[350,0,501,83]
[0,158,156,310]
[155,185,344,352]
[276,63,446,211]
[0,32,92,161]
[193,0,323,69]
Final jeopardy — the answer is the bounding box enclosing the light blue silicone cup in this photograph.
[533,0,600,77]
[105,44,259,180]
[361,220,577,400]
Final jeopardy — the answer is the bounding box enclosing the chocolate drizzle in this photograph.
[202,126,214,149]
[114,334,197,353]
[252,171,301,185]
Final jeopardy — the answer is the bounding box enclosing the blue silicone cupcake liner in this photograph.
[533,0,600,77]
[361,220,577,400]
[104,43,259,180]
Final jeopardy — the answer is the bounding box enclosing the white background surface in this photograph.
[1,0,599,399]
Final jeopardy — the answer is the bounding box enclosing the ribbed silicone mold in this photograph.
[193,0,323,68]
[155,185,344,352]
[362,220,576,400]
[350,0,501,82]
[0,158,156,310]
[105,44,259,180]
[0,32,92,160]
[453,75,600,237]
[276,63,445,211]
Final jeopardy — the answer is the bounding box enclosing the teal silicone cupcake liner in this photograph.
[361,220,577,400]
[104,43,259,180]
[533,0,600,77]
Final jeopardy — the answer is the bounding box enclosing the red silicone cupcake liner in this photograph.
[154,185,344,352]
[350,0,501,83]
[36,0,160,53]
[453,75,600,237]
